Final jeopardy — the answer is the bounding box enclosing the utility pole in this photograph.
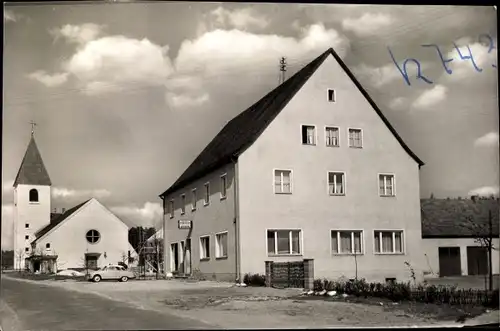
[279,57,287,85]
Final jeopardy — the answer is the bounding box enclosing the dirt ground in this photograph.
[5,277,471,328]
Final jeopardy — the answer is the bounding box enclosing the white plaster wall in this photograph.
[237,55,425,283]
[33,199,130,270]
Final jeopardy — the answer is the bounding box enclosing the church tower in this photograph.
[13,127,52,270]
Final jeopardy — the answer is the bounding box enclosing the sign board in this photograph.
[178,220,192,229]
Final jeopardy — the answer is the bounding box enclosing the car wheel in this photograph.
[92,275,101,283]
[120,276,128,282]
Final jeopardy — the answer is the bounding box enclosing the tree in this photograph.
[1,250,14,270]
[461,199,498,291]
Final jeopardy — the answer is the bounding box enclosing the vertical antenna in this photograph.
[30,120,37,137]
[279,57,287,85]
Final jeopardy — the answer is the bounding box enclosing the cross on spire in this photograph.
[30,120,37,136]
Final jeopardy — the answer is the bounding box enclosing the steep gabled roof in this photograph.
[160,48,424,198]
[32,199,91,243]
[14,135,52,187]
[421,198,499,238]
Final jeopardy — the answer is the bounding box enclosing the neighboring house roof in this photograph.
[421,198,499,238]
[33,199,91,243]
[50,213,62,222]
[159,47,424,198]
[146,228,163,243]
[14,135,52,187]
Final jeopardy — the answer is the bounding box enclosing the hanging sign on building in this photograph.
[178,220,192,229]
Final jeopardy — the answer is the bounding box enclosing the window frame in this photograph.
[45,243,51,249]
[300,124,317,146]
[273,169,293,194]
[327,88,336,103]
[373,230,405,255]
[180,194,186,215]
[29,188,39,203]
[86,229,101,245]
[25,247,29,253]
[25,223,30,229]
[169,199,175,219]
[203,182,210,206]
[266,228,303,256]
[215,231,229,259]
[378,173,396,197]
[324,126,340,147]
[191,189,197,211]
[347,128,363,148]
[25,235,29,240]
[330,229,364,255]
[327,171,346,196]
[199,235,211,260]
[220,174,227,200]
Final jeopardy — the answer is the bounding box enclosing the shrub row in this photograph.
[312,278,499,308]
[243,273,266,287]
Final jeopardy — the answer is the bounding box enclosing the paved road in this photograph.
[1,277,213,330]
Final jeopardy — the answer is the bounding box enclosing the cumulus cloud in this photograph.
[468,185,499,197]
[165,92,210,108]
[50,23,103,44]
[442,38,497,82]
[210,6,269,31]
[52,187,111,199]
[411,84,448,110]
[2,204,14,249]
[28,70,69,87]
[110,202,163,228]
[341,13,394,37]
[352,63,402,88]
[474,132,499,147]
[388,97,407,110]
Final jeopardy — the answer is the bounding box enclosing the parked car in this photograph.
[89,265,135,283]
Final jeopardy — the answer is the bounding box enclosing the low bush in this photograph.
[312,277,499,308]
[243,273,266,286]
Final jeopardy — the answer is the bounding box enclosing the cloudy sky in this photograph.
[2,3,498,249]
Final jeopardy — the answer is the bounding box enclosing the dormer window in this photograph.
[327,89,336,102]
[29,189,39,202]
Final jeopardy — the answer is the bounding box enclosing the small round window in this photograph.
[86,230,100,244]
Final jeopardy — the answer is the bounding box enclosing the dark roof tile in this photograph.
[14,136,52,187]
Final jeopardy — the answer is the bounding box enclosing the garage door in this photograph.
[467,246,488,275]
[438,247,461,277]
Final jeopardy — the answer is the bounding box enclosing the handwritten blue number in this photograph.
[387,47,433,86]
[478,33,497,68]
[453,43,482,72]
[421,44,454,75]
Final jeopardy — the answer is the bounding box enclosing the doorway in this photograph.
[467,246,488,275]
[85,255,98,269]
[171,243,180,272]
[184,238,192,275]
[438,247,461,277]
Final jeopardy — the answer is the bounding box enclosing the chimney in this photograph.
[62,207,66,213]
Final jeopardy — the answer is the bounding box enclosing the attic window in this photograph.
[86,229,101,244]
[327,89,336,102]
[29,189,39,202]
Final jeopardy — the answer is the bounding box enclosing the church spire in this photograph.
[13,124,52,187]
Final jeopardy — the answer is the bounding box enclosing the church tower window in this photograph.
[29,189,39,202]
[86,230,101,244]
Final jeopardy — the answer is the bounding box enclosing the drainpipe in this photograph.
[231,156,242,283]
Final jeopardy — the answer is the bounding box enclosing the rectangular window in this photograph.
[191,189,197,211]
[215,232,228,258]
[348,128,362,148]
[25,247,29,253]
[328,172,345,195]
[379,174,395,197]
[25,223,29,228]
[274,170,292,194]
[331,230,362,254]
[374,231,404,254]
[180,194,186,214]
[267,230,301,255]
[325,127,340,147]
[301,125,316,145]
[204,183,210,205]
[200,236,210,259]
[328,89,336,102]
[169,200,174,219]
[46,243,50,249]
[220,174,227,199]
[25,235,29,240]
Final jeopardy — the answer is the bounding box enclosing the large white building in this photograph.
[12,133,136,272]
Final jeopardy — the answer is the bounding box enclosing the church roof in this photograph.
[14,135,52,187]
[159,47,424,198]
[33,199,91,242]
